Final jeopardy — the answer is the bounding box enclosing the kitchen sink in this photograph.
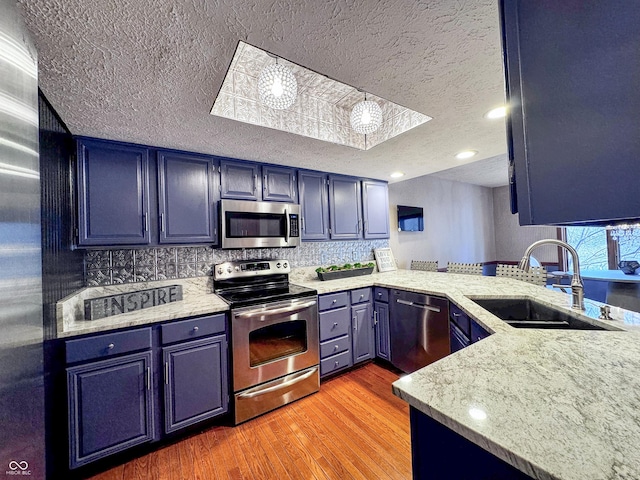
[470,298,610,330]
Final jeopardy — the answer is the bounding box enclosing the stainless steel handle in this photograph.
[193,326,199,332]
[301,216,305,232]
[146,367,151,390]
[160,213,165,232]
[107,343,115,350]
[363,220,367,234]
[164,362,169,385]
[334,344,339,350]
[284,209,290,243]
[373,310,378,325]
[254,174,258,193]
[332,299,337,304]
[396,298,441,313]
[333,322,338,327]
[263,174,267,190]
[236,300,317,319]
[353,316,357,330]
[237,367,317,399]
[453,312,461,317]
[142,213,148,232]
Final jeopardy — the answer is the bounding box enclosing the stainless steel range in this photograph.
[214,259,319,424]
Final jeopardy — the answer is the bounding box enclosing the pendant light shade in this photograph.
[350,99,382,134]
[258,63,297,110]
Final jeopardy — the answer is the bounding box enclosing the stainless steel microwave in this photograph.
[220,199,301,249]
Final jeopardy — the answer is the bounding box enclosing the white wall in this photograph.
[389,175,496,269]
[492,186,559,263]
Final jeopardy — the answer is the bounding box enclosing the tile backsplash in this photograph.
[85,240,389,286]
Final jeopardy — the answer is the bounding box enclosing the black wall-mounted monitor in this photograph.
[398,205,424,232]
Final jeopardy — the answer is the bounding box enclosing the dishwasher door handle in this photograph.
[395,298,441,313]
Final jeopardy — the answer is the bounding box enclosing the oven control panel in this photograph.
[213,259,291,280]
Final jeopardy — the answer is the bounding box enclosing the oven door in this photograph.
[231,296,319,392]
[221,199,300,249]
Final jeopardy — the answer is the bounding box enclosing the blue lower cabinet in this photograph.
[352,302,374,364]
[471,320,491,343]
[67,351,154,469]
[163,335,228,433]
[374,301,391,361]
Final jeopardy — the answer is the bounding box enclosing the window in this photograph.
[565,227,608,270]
[564,226,640,270]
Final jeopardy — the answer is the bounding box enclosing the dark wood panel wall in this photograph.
[38,91,84,339]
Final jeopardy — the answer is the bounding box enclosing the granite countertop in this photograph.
[57,267,640,478]
[57,276,229,338]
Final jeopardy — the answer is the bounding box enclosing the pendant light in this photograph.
[258,58,297,110]
[350,92,382,134]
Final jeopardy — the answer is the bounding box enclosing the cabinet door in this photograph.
[67,351,154,469]
[374,301,390,361]
[352,302,374,364]
[501,1,640,225]
[262,165,297,202]
[298,171,329,241]
[157,151,217,244]
[163,335,228,433]
[362,180,390,239]
[471,321,491,343]
[77,138,150,246]
[329,175,362,239]
[220,159,261,200]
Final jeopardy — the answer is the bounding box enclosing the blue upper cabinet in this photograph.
[77,138,151,246]
[362,180,390,239]
[157,151,218,244]
[220,159,261,201]
[329,175,362,239]
[262,165,297,202]
[298,170,330,241]
[500,1,640,225]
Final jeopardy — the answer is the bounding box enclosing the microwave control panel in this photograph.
[289,214,299,237]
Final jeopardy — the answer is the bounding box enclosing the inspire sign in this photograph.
[84,285,183,320]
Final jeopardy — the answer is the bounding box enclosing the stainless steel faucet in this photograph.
[518,239,585,311]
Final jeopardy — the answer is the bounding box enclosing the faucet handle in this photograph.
[598,305,613,320]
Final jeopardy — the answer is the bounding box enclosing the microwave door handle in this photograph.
[284,208,290,243]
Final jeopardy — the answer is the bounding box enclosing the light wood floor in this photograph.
[89,362,411,480]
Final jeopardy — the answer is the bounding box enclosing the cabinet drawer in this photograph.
[350,288,371,305]
[320,350,352,376]
[320,335,350,359]
[66,327,152,364]
[319,307,350,341]
[449,304,471,337]
[374,287,388,303]
[318,292,349,311]
[161,314,226,345]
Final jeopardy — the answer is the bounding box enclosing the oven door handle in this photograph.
[237,367,318,399]
[235,300,317,319]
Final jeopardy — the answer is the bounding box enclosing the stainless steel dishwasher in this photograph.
[389,290,450,373]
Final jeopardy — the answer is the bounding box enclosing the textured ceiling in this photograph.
[431,154,508,188]
[17,0,509,185]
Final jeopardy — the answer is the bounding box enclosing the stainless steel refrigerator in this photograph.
[0,0,44,478]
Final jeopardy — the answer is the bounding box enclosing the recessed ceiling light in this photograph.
[390,171,405,178]
[455,150,477,160]
[485,106,507,119]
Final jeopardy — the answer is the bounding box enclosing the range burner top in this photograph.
[213,259,317,308]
